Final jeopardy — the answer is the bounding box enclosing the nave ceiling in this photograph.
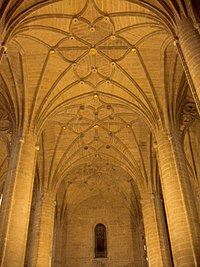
[0,0,199,207]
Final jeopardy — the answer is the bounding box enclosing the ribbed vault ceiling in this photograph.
[0,0,196,210]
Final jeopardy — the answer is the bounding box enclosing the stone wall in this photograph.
[64,194,143,267]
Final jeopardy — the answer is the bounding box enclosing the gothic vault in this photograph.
[0,0,200,266]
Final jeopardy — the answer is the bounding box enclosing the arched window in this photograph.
[95,223,107,258]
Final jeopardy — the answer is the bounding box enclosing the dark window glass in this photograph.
[95,223,107,258]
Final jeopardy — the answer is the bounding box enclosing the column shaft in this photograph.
[141,193,172,267]
[0,134,37,267]
[28,190,55,267]
[177,18,200,112]
[53,223,64,267]
[156,130,200,266]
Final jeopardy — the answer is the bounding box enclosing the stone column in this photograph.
[176,18,200,113]
[28,190,56,267]
[141,192,172,267]
[156,129,200,266]
[0,133,37,267]
[53,221,65,267]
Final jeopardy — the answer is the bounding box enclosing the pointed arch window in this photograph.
[95,223,107,258]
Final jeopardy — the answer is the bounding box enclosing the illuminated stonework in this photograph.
[0,1,199,267]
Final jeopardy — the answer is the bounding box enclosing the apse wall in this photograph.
[65,194,140,267]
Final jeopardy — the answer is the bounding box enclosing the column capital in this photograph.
[35,144,40,150]
[167,132,173,140]
[173,37,179,46]
[141,192,163,204]
[155,127,182,142]
[12,132,37,145]
[19,137,25,143]
[193,22,200,29]
[40,189,56,204]
[1,44,7,57]
[140,193,154,205]
[152,141,157,150]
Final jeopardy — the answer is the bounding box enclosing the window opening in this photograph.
[95,223,107,258]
